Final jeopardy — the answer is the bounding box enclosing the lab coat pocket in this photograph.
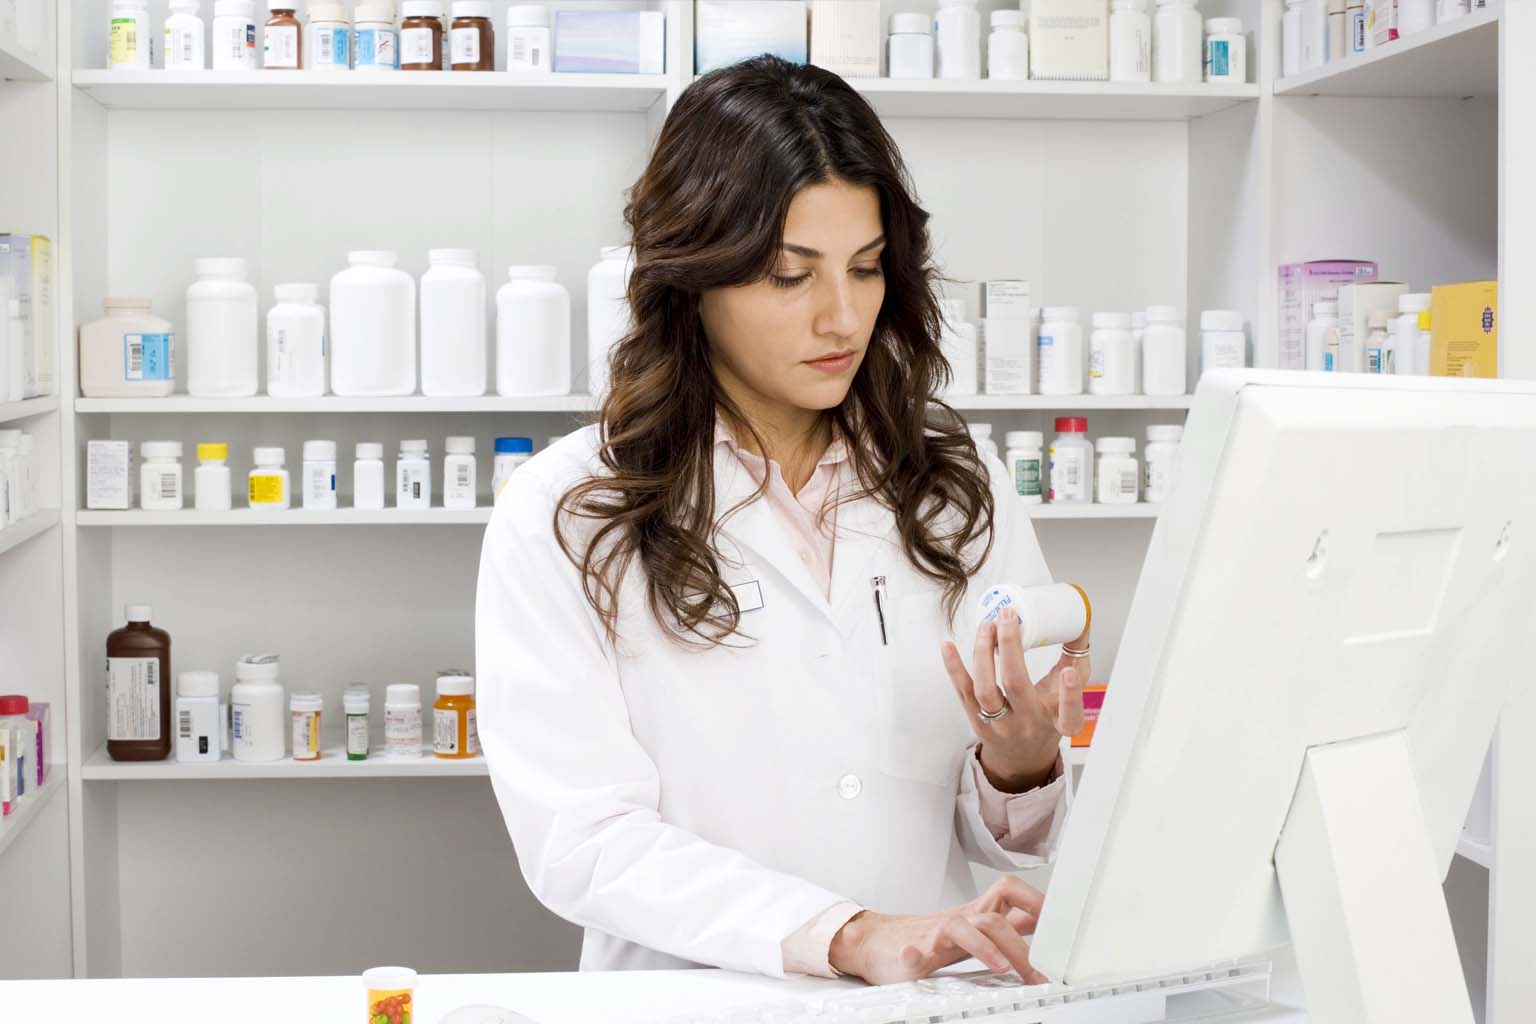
[873,590,972,787]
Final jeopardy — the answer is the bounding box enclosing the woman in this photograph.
[475,56,1090,987]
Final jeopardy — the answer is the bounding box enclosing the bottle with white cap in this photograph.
[1037,307,1085,396]
[1305,299,1340,371]
[353,2,400,70]
[887,12,934,79]
[248,446,290,509]
[397,440,431,510]
[331,251,416,396]
[139,441,185,511]
[231,654,285,762]
[1004,430,1044,504]
[176,670,223,764]
[212,0,258,70]
[420,249,487,397]
[266,283,327,398]
[1144,424,1184,503]
[986,9,1029,79]
[443,436,477,510]
[1088,312,1136,395]
[187,257,259,397]
[1199,309,1247,374]
[1095,436,1140,504]
[1141,305,1187,395]
[302,440,338,510]
[385,684,423,758]
[110,0,154,69]
[935,0,982,79]
[506,4,552,72]
[308,2,351,68]
[14,434,33,519]
[354,442,386,510]
[1110,0,1152,82]
[1393,293,1431,375]
[164,0,206,69]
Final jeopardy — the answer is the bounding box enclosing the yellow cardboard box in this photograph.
[1430,280,1498,378]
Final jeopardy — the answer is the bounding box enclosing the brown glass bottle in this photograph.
[263,7,303,70]
[450,1,495,71]
[400,1,445,71]
[106,605,173,762]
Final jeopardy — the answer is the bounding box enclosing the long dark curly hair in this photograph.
[555,55,994,648]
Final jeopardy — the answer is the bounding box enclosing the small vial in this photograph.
[396,439,431,509]
[248,446,290,509]
[344,685,370,761]
[302,439,338,510]
[384,684,423,759]
[139,441,184,511]
[491,437,533,498]
[1048,417,1094,504]
[289,692,322,762]
[443,436,477,510]
[354,442,385,510]
[1095,437,1140,504]
[975,582,1091,650]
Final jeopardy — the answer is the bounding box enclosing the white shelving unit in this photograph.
[1274,6,1497,98]
[0,395,60,424]
[0,5,53,82]
[81,746,486,780]
[0,767,69,861]
[0,508,62,556]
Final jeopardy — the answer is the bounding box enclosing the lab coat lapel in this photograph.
[713,445,836,624]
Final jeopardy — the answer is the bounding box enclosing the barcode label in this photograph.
[455,465,470,487]
[159,475,178,500]
[127,336,144,379]
[1120,468,1138,493]
[179,710,192,739]
[412,481,422,499]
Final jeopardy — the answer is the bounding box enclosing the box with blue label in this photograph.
[696,0,807,75]
[554,10,666,74]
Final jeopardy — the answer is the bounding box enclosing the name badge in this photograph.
[730,579,765,613]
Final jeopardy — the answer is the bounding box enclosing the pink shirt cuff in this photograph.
[781,899,864,978]
[973,746,1066,856]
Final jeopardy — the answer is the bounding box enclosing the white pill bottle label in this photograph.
[385,706,421,756]
[433,707,459,755]
[107,657,161,741]
[1048,446,1090,502]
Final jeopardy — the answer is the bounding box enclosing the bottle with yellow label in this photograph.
[248,446,290,509]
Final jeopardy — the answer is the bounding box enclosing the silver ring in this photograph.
[978,701,1011,722]
[1062,644,1091,659]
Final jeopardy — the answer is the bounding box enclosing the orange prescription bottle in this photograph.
[432,673,478,759]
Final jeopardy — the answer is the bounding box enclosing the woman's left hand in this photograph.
[940,605,1090,792]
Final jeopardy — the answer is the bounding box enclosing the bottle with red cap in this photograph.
[0,694,31,810]
[1048,417,1094,504]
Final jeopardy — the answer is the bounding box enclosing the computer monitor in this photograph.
[1031,371,1536,1024]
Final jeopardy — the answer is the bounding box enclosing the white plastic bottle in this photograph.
[330,251,416,397]
[497,266,571,397]
[1003,430,1044,504]
[385,684,423,759]
[164,0,206,69]
[1088,312,1136,395]
[986,10,1029,79]
[1282,0,1304,76]
[1095,437,1140,504]
[1130,310,1146,389]
[1141,306,1188,395]
[194,442,232,512]
[1037,307,1085,396]
[308,2,351,68]
[187,257,259,397]
[396,439,431,510]
[972,583,1090,650]
[175,670,222,764]
[139,442,184,511]
[1200,309,1247,373]
[420,249,487,397]
[887,12,934,79]
[1364,309,1390,374]
[939,300,979,397]
[1144,424,1184,503]
[1154,0,1203,83]
[1048,417,1094,504]
[1305,299,1340,371]
[506,4,552,72]
[967,422,999,464]
[212,0,258,69]
[353,442,385,510]
[266,283,327,397]
[1394,293,1431,376]
[247,446,290,510]
[1204,18,1245,82]
[491,437,533,497]
[443,436,477,510]
[110,0,154,69]
[934,0,982,80]
[231,654,286,763]
[302,440,337,510]
[1110,0,1152,83]
[353,2,399,70]
[586,246,633,397]
[1301,0,1329,68]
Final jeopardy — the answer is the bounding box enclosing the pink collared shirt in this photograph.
[714,423,1067,979]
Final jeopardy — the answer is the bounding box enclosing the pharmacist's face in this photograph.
[699,179,886,413]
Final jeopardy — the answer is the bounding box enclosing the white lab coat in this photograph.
[475,425,1066,979]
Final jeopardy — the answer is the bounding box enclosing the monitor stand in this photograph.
[1275,729,1475,1024]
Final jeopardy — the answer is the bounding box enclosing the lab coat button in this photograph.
[837,773,862,800]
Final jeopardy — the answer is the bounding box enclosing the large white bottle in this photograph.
[586,245,633,398]
[497,266,571,397]
[186,257,259,397]
[330,251,416,396]
[419,249,487,397]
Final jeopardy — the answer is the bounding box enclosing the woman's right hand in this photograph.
[827,876,1050,986]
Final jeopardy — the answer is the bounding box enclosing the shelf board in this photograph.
[1028,502,1160,519]
[72,69,670,112]
[76,507,494,526]
[0,767,67,861]
[74,394,600,414]
[1456,831,1493,869]
[0,395,59,424]
[0,30,52,82]
[946,394,1192,411]
[82,744,488,780]
[1275,8,1498,98]
[847,78,1259,121]
[0,508,61,556]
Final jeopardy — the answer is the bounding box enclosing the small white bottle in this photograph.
[1306,299,1340,371]
[110,0,154,69]
[353,2,399,71]
[586,245,634,397]
[231,654,286,763]
[939,300,979,397]
[1037,307,1085,396]
[308,2,351,68]
[935,0,982,80]
[187,257,259,397]
[443,436,477,510]
[195,443,232,512]
[986,10,1029,79]
[887,12,934,79]
[164,0,206,70]
[385,683,423,759]
[302,440,338,510]
[176,670,223,764]
[506,4,552,72]
[1003,430,1044,504]
[1095,437,1140,504]
[968,423,998,464]
[1154,0,1203,83]
[1048,417,1094,505]
[1204,18,1245,82]
[139,442,185,511]
[1283,0,1305,76]
[1088,313,1136,395]
[1141,306,1188,396]
[248,446,290,510]
[1301,0,1329,68]
[353,442,386,510]
[396,439,431,509]
[212,0,258,70]
[491,437,533,497]
[1394,293,1431,376]
[420,249,487,398]
[1110,0,1152,83]
[266,283,327,397]
[1144,424,1184,503]
[1200,309,1247,373]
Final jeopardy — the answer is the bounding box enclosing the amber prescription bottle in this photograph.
[106,605,173,762]
[400,0,445,71]
[450,1,495,71]
[263,3,303,69]
[432,673,479,759]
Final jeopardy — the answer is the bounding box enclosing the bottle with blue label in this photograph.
[79,297,176,397]
[354,2,400,70]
